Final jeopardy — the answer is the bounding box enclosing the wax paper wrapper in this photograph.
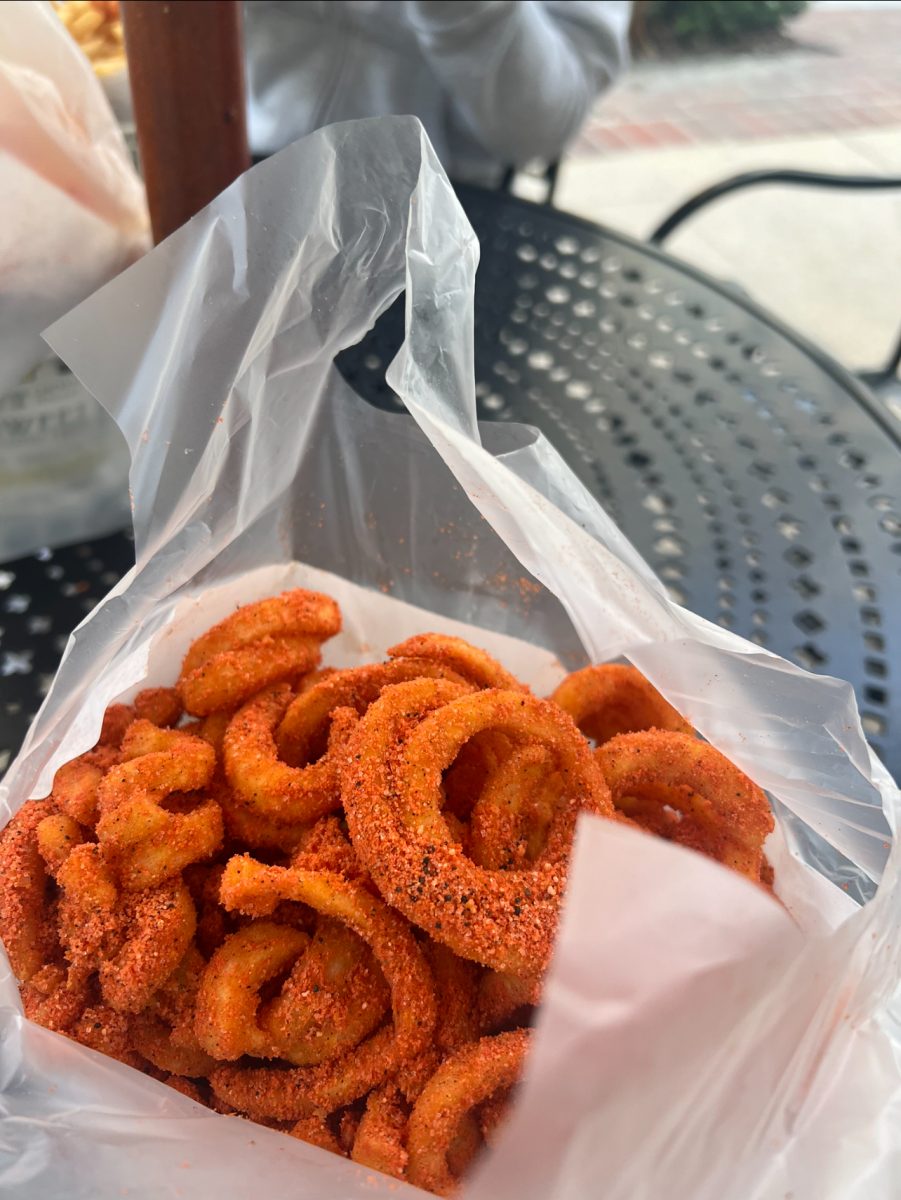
[1,117,899,1199]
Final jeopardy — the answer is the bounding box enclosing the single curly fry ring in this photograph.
[259,916,390,1067]
[178,588,341,717]
[195,922,310,1060]
[181,589,341,676]
[209,859,437,1120]
[343,682,613,973]
[223,685,342,828]
[0,799,57,982]
[351,1085,408,1180]
[387,633,528,692]
[406,1029,530,1197]
[595,730,774,881]
[468,744,559,871]
[50,745,118,828]
[131,1011,219,1077]
[96,722,220,890]
[550,663,692,745]
[99,879,196,1014]
[275,658,469,767]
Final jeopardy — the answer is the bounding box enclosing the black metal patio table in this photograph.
[2,185,899,781]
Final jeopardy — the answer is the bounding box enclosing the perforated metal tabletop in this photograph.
[2,187,899,781]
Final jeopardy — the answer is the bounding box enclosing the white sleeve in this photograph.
[405,1,631,165]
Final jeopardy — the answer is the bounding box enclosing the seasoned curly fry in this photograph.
[351,1085,408,1179]
[550,663,692,744]
[387,634,528,692]
[343,682,613,973]
[182,590,341,676]
[178,589,340,716]
[180,636,322,717]
[56,842,120,978]
[596,730,773,881]
[0,799,57,982]
[134,687,184,728]
[478,969,541,1034]
[50,745,118,828]
[36,812,84,875]
[407,1030,529,1196]
[224,685,341,827]
[195,922,310,1060]
[98,703,134,748]
[290,1115,345,1156]
[260,917,390,1066]
[275,658,468,765]
[469,744,559,870]
[99,879,196,1014]
[96,722,221,890]
[210,860,436,1119]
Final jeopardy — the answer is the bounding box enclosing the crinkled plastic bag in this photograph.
[0,0,148,558]
[1,117,899,1199]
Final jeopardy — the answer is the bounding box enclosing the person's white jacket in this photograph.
[245,0,631,183]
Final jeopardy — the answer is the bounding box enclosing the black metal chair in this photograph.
[648,169,901,402]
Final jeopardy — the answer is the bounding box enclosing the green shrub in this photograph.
[644,1,808,48]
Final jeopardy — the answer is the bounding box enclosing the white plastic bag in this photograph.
[0,0,148,557]
[1,117,898,1199]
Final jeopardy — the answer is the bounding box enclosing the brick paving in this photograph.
[573,7,901,155]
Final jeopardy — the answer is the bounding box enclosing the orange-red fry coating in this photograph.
[195,922,309,1059]
[275,659,469,766]
[447,1112,483,1180]
[210,859,436,1119]
[35,812,84,876]
[260,916,390,1066]
[478,969,541,1034]
[429,942,481,1054]
[181,589,341,677]
[387,634,528,693]
[396,942,481,1103]
[469,745,559,871]
[98,703,134,748]
[550,663,692,745]
[290,1115,345,1156]
[596,730,774,881]
[0,799,57,982]
[96,722,220,890]
[290,816,367,881]
[351,1085,408,1179]
[165,1076,206,1104]
[131,1011,219,1077]
[197,709,232,754]
[343,682,613,973]
[56,842,120,977]
[71,1003,143,1067]
[21,965,89,1032]
[223,685,342,827]
[50,745,118,828]
[5,584,783,1198]
[180,635,322,718]
[478,1088,513,1146]
[407,1029,529,1196]
[441,730,512,820]
[99,879,196,1014]
[134,687,184,728]
[217,784,310,854]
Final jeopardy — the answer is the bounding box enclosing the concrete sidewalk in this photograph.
[557,128,901,371]
[557,7,901,373]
